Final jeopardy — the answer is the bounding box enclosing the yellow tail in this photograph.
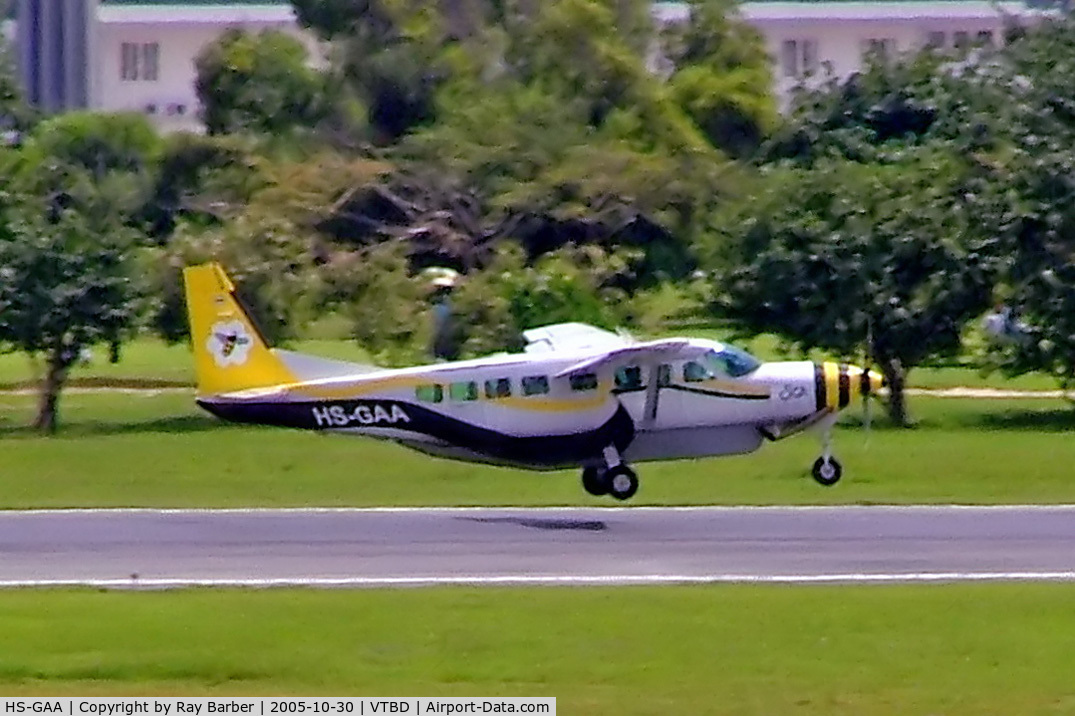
[183,263,297,395]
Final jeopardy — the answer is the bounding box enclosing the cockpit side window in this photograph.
[707,346,761,378]
[683,361,709,382]
[614,366,644,391]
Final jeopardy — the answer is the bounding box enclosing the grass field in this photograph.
[0,337,1062,391]
[1,389,1074,507]
[0,584,1073,714]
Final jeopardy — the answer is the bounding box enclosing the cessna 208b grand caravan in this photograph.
[185,263,883,500]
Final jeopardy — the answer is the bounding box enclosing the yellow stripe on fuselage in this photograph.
[823,361,840,410]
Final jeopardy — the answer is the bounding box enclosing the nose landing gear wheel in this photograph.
[582,467,609,496]
[606,466,639,501]
[812,456,842,486]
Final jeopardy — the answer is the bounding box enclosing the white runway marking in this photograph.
[3,572,1075,589]
[7,504,1075,516]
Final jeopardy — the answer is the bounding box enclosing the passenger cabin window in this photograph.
[570,372,598,392]
[449,381,478,401]
[658,364,671,387]
[484,378,511,399]
[614,366,644,391]
[415,384,443,403]
[521,375,550,396]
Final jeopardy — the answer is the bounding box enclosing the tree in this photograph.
[976,16,1075,389]
[711,152,1001,426]
[660,0,776,158]
[15,112,164,226]
[0,207,137,433]
[761,48,1020,167]
[0,29,34,138]
[195,29,330,137]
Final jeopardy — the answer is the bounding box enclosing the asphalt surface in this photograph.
[2,506,1075,587]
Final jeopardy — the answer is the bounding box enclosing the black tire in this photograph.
[606,465,639,501]
[811,456,842,486]
[582,467,608,496]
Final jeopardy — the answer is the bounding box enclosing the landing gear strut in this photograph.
[580,445,640,501]
[812,418,842,486]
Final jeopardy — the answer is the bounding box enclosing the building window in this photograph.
[570,372,598,392]
[521,376,549,396]
[448,381,478,401]
[121,43,139,81]
[484,378,511,399]
[977,30,994,48]
[415,384,443,403]
[120,42,160,81]
[926,31,946,50]
[142,43,160,81]
[781,39,819,78]
[953,31,970,51]
[862,38,895,63]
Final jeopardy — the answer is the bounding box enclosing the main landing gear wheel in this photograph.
[812,456,842,486]
[582,467,609,496]
[606,465,639,501]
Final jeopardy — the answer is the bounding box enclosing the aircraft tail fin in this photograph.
[183,263,298,395]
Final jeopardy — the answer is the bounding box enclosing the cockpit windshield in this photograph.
[704,345,761,378]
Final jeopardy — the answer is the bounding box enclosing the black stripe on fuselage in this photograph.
[613,385,768,401]
[197,398,635,468]
[814,364,826,411]
[838,364,850,409]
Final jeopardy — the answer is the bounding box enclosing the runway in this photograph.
[2,506,1075,587]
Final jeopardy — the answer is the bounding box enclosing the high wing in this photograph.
[554,339,713,427]
[523,323,629,354]
[553,339,709,378]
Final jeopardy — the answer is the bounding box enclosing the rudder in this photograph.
[183,263,297,395]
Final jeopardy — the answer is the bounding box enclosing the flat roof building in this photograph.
[6,0,1052,130]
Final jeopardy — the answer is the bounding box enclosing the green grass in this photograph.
[1,584,1074,714]
[0,340,374,389]
[2,390,1074,507]
[0,337,1062,391]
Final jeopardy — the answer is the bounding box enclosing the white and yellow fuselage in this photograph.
[185,264,882,470]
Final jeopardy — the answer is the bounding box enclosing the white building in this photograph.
[9,0,1051,131]
[656,1,1045,102]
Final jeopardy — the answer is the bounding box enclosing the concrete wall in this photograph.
[93,16,305,132]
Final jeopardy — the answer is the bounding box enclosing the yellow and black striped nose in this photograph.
[813,362,885,411]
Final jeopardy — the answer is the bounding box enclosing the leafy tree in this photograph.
[0,29,34,137]
[140,132,268,240]
[14,112,164,225]
[711,152,1001,426]
[762,49,1019,166]
[194,29,330,137]
[661,0,776,157]
[0,206,137,433]
[292,0,443,142]
[450,244,630,356]
[977,17,1075,389]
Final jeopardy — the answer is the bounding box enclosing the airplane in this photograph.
[184,262,884,500]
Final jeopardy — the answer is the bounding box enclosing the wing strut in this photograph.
[642,361,662,428]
